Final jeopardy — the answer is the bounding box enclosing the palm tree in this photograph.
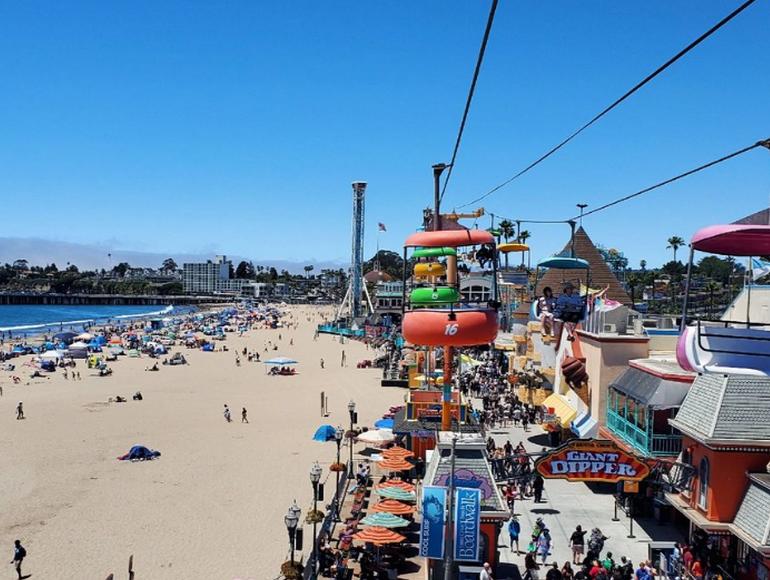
[498,219,515,242]
[498,220,515,269]
[640,259,647,271]
[667,236,685,264]
[518,230,531,268]
[304,265,314,279]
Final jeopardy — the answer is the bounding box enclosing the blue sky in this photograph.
[1,1,768,268]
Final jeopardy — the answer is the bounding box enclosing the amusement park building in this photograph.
[665,373,770,580]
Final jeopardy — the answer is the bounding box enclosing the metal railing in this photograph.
[606,410,682,456]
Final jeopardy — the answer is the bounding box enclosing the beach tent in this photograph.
[312,425,339,442]
[40,350,65,361]
[76,332,93,341]
[53,331,78,343]
[374,418,394,430]
[264,357,298,365]
[357,429,395,446]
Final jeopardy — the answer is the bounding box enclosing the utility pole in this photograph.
[443,435,457,580]
[433,163,448,231]
[577,203,588,227]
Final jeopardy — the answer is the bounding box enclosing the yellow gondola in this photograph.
[498,242,529,253]
[413,262,446,278]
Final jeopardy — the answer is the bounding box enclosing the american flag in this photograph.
[378,222,387,232]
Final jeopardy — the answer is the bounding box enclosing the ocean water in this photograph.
[0,304,177,334]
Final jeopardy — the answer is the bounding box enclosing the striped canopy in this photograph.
[360,512,410,528]
[353,526,407,545]
[370,500,415,515]
[378,457,414,471]
[376,487,417,502]
[375,480,416,493]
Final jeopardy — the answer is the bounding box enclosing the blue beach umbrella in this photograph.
[374,418,394,429]
[313,425,338,442]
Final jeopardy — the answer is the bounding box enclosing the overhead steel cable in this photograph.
[439,0,499,204]
[566,138,770,221]
[455,0,758,209]
[486,138,770,225]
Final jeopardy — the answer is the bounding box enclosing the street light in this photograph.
[334,426,344,515]
[309,462,323,580]
[284,500,301,573]
[347,400,356,480]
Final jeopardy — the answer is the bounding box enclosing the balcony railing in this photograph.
[606,409,682,456]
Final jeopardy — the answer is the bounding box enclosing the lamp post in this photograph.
[347,400,356,480]
[334,425,344,517]
[284,500,301,574]
[310,462,322,580]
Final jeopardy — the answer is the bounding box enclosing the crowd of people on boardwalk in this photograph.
[508,519,664,580]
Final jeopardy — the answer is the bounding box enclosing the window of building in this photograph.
[637,404,647,431]
[698,457,709,510]
[617,393,627,418]
[627,398,636,426]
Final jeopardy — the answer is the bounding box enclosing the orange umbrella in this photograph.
[370,500,415,515]
[382,447,414,459]
[378,457,413,471]
[353,526,406,545]
[375,480,416,493]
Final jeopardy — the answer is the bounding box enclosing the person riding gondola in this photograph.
[554,282,584,342]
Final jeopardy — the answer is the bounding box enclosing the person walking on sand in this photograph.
[241,407,248,423]
[10,539,26,580]
[320,358,325,369]
[223,404,232,423]
[16,401,24,420]
[341,350,346,367]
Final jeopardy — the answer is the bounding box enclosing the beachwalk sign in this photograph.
[453,487,481,562]
[420,486,446,559]
[535,439,650,483]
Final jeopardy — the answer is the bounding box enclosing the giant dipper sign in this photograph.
[535,440,650,483]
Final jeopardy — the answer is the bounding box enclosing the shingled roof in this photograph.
[537,227,632,305]
[733,475,770,551]
[669,373,770,445]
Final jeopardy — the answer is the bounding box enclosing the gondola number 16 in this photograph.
[444,323,459,336]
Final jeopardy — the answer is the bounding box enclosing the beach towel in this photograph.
[118,445,161,461]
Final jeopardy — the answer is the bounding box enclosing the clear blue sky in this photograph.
[1,1,768,268]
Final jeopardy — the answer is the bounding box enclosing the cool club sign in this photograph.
[420,486,446,559]
[535,439,650,483]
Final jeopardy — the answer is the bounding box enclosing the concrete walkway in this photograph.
[484,413,682,579]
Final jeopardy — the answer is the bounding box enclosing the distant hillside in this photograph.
[0,237,346,275]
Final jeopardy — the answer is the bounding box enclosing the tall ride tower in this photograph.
[336,181,373,323]
[350,181,367,319]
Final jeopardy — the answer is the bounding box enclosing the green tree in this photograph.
[235,261,256,279]
[161,258,178,273]
[704,280,722,319]
[364,250,404,280]
[667,236,685,264]
[12,259,28,270]
[640,259,647,271]
[304,265,314,279]
[626,273,641,304]
[112,262,130,277]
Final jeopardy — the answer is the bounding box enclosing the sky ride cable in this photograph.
[486,138,770,226]
[439,0,499,204]
[454,0,759,209]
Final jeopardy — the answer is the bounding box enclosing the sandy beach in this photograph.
[0,305,404,579]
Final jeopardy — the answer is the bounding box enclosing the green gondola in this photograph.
[410,286,460,305]
[412,247,457,258]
